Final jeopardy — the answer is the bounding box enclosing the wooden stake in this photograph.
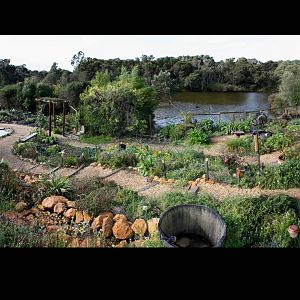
[254,134,261,173]
[62,101,66,136]
[205,157,209,180]
[53,101,56,128]
[48,101,52,137]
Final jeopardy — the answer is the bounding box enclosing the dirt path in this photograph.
[1,124,299,200]
[0,123,46,173]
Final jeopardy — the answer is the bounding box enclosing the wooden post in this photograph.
[48,101,52,137]
[218,112,221,123]
[254,133,261,174]
[62,101,66,137]
[205,157,209,180]
[53,101,56,128]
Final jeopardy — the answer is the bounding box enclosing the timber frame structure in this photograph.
[35,97,69,137]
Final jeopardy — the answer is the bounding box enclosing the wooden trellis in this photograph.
[35,97,69,137]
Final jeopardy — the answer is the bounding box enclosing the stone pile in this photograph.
[1,195,160,248]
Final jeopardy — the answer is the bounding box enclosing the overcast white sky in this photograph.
[1,35,300,71]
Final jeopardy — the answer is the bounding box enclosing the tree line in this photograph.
[0,52,300,113]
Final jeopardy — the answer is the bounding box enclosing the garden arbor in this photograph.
[35,97,69,137]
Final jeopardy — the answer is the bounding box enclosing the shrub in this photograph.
[187,128,209,145]
[0,221,68,248]
[0,159,16,199]
[63,155,77,167]
[45,144,61,156]
[142,232,164,248]
[166,163,205,181]
[113,189,146,221]
[97,147,138,169]
[41,135,57,144]
[215,119,254,135]
[0,221,43,247]
[36,175,73,200]
[282,144,300,160]
[263,133,293,152]
[288,118,300,125]
[158,191,217,211]
[158,124,186,141]
[258,158,300,189]
[195,119,215,133]
[12,142,38,159]
[76,181,118,216]
[226,137,252,154]
[259,211,300,248]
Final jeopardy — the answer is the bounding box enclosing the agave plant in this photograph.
[37,174,73,199]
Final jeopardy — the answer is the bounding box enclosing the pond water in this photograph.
[154,92,270,127]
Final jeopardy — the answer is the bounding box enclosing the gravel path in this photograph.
[1,124,299,201]
[0,123,46,173]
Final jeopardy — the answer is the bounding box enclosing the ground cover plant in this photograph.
[156,192,300,248]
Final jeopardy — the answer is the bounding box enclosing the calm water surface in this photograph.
[154,92,270,126]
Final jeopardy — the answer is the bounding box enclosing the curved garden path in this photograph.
[1,123,299,200]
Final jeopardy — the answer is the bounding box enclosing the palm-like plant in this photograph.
[38,174,73,198]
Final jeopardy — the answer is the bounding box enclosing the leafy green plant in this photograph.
[63,155,77,167]
[226,137,252,154]
[288,118,300,125]
[76,181,118,216]
[41,135,57,144]
[45,144,61,156]
[37,175,73,199]
[187,128,209,145]
[195,119,215,133]
[136,146,165,177]
[53,127,62,134]
[142,232,164,248]
[12,142,38,159]
[258,158,300,189]
[214,118,254,135]
[112,188,151,220]
[0,221,43,247]
[158,124,186,142]
[0,159,17,200]
[166,163,205,181]
[263,133,293,152]
[97,146,138,169]
[282,144,300,160]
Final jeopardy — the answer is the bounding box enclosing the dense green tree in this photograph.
[21,80,37,111]
[79,66,156,136]
[42,62,62,85]
[275,71,300,106]
[152,70,175,101]
[0,84,23,109]
[0,59,29,86]
[35,83,54,98]
[71,51,85,70]
[58,81,88,107]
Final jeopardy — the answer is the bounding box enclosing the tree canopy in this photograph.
[79,66,157,136]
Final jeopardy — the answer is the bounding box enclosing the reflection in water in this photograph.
[154,92,270,127]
